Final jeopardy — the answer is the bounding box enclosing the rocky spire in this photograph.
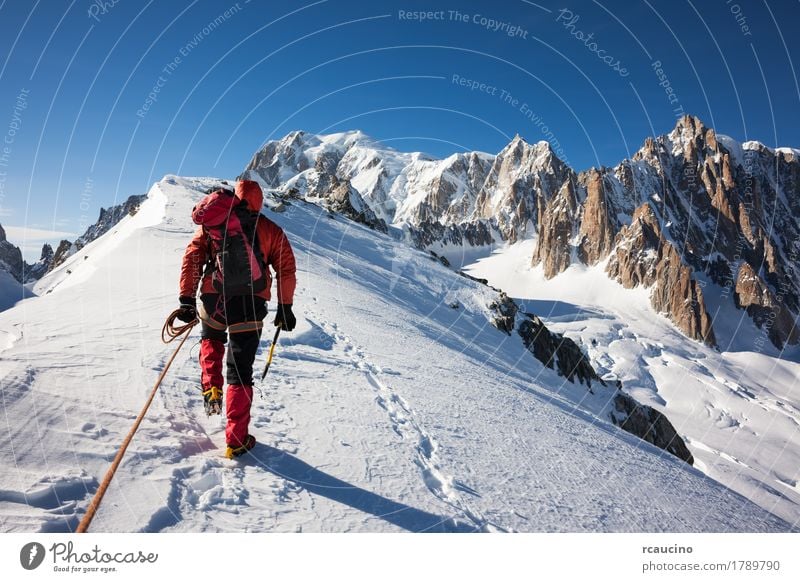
[577,168,616,266]
[606,203,716,346]
[532,177,578,278]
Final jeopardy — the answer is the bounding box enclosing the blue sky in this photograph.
[0,0,798,260]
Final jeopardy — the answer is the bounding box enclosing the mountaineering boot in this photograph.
[199,338,225,416]
[225,434,256,459]
[225,384,255,458]
[202,385,223,416]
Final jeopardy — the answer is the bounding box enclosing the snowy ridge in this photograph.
[243,129,572,247]
[0,176,791,532]
[243,130,499,230]
[465,243,800,526]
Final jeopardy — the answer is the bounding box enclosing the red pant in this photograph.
[225,384,253,447]
[199,339,253,447]
[199,294,265,448]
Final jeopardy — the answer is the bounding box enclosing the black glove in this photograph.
[273,304,296,331]
[177,296,197,323]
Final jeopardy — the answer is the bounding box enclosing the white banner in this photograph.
[1,533,798,581]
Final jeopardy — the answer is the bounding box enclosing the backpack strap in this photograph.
[201,227,215,277]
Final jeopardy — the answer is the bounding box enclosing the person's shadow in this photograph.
[246,444,480,533]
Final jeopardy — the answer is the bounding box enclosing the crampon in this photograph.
[202,385,223,416]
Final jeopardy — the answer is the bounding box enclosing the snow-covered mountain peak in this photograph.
[497,133,559,165]
[668,113,708,142]
[708,132,798,163]
[776,146,800,160]
[716,133,746,166]
[317,128,384,151]
[742,139,771,152]
[244,130,571,244]
[665,114,715,158]
[268,129,394,161]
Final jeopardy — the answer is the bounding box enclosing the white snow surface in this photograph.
[0,177,793,533]
[716,134,746,168]
[718,134,800,163]
[463,240,800,527]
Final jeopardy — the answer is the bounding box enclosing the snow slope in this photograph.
[464,240,800,526]
[0,269,32,312]
[0,177,792,532]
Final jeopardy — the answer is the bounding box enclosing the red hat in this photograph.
[235,180,263,212]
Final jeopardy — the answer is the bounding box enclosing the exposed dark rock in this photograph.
[487,292,518,334]
[457,271,489,286]
[517,313,601,387]
[428,251,450,267]
[0,223,24,282]
[612,392,694,465]
[410,219,496,250]
[734,262,799,347]
[23,243,54,281]
[11,193,149,282]
[474,137,574,243]
[607,203,716,346]
[324,179,387,233]
[705,254,733,287]
[243,130,311,187]
[74,193,147,250]
[577,169,617,266]
[51,240,75,271]
[532,178,578,278]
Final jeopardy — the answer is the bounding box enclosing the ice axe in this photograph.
[261,326,281,380]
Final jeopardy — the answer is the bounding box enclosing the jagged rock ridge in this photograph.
[242,118,800,349]
[484,286,693,464]
[0,224,24,283]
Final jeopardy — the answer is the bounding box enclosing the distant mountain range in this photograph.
[4,116,797,351]
[241,116,800,350]
[0,193,146,288]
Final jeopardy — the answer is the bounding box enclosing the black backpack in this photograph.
[192,188,268,296]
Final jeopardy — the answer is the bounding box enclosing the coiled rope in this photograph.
[162,308,198,343]
[76,309,197,533]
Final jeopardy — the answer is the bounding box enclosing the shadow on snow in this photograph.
[245,444,479,533]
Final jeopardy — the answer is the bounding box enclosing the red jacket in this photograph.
[179,181,296,304]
